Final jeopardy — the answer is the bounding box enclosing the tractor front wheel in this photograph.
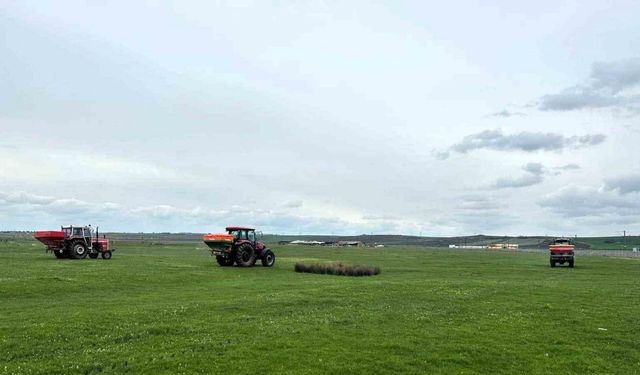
[235,243,256,267]
[216,256,234,267]
[569,260,574,268]
[549,259,555,268]
[70,241,88,259]
[101,251,112,260]
[53,249,66,259]
[261,250,275,267]
[89,252,99,259]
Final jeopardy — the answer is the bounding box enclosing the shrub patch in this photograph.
[294,262,380,276]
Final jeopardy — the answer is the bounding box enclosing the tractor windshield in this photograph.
[229,230,241,240]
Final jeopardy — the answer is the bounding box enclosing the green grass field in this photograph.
[1,241,639,374]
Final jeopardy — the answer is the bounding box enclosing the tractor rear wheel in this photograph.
[101,251,112,260]
[235,243,256,267]
[261,250,275,267]
[69,241,88,259]
[216,256,234,267]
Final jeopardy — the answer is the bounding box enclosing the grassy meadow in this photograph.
[1,240,639,374]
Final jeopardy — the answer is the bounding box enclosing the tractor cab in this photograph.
[62,225,92,241]
[226,227,258,243]
[553,238,572,245]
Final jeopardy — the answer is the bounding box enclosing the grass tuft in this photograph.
[294,262,380,276]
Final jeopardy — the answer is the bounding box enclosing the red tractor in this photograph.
[203,226,275,267]
[34,225,114,260]
[549,237,574,268]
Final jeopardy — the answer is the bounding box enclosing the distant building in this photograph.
[487,243,518,250]
[289,240,325,246]
[449,245,486,249]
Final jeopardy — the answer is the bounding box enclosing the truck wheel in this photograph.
[549,259,555,268]
[261,250,275,267]
[70,241,88,259]
[101,251,112,260]
[54,249,66,259]
[216,255,234,267]
[235,243,256,267]
[89,252,99,259]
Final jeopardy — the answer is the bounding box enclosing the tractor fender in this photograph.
[234,240,254,248]
[258,247,273,258]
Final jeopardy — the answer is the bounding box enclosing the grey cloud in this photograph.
[282,200,304,209]
[432,150,450,160]
[456,196,504,210]
[538,57,640,112]
[567,134,606,146]
[488,110,526,118]
[538,185,640,218]
[492,162,547,189]
[494,173,543,189]
[522,162,544,175]
[555,163,580,171]
[604,175,640,195]
[442,129,605,157]
[539,90,623,111]
[591,58,640,93]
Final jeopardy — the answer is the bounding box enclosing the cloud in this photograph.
[0,190,419,234]
[456,196,504,210]
[0,191,56,205]
[538,185,640,217]
[555,163,580,171]
[487,110,526,118]
[604,175,640,195]
[439,129,605,158]
[538,57,640,113]
[492,162,545,189]
[432,150,450,160]
[361,214,400,221]
[591,58,640,93]
[521,162,544,175]
[494,174,543,188]
[281,200,304,209]
[538,90,624,111]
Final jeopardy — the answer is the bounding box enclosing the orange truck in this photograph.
[549,238,574,268]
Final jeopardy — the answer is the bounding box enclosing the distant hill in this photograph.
[3,231,637,250]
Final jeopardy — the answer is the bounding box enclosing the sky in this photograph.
[1,1,639,236]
